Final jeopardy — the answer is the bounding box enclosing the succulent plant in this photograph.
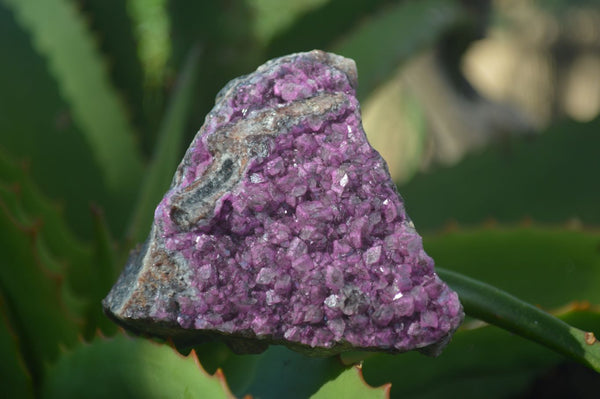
[1,1,599,398]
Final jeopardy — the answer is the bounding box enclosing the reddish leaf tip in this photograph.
[353,364,391,398]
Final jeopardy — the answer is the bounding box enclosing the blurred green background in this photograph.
[1,0,600,398]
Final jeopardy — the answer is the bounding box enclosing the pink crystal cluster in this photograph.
[147,51,463,353]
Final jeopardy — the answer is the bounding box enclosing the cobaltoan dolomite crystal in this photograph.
[103,50,463,356]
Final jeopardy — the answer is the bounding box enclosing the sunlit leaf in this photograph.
[2,0,144,197]
[42,334,233,399]
[76,0,151,149]
[312,366,390,399]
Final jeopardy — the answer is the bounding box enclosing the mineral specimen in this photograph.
[103,50,464,356]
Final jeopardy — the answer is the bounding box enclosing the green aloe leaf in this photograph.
[2,0,144,198]
[0,5,120,237]
[0,149,104,329]
[0,185,80,384]
[334,0,462,99]
[424,226,600,307]
[400,117,600,230]
[0,150,89,269]
[128,0,170,87]
[127,46,201,243]
[42,334,233,399]
[1,150,119,338]
[0,150,115,387]
[79,206,118,338]
[439,268,600,372]
[76,0,151,148]
[428,226,600,370]
[195,343,346,399]
[193,341,261,397]
[362,308,600,399]
[0,293,34,399]
[311,366,390,399]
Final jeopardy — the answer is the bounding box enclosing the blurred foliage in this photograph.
[401,117,600,231]
[1,0,599,398]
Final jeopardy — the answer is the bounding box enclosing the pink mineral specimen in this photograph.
[103,50,463,356]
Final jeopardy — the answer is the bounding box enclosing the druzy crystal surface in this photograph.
[103,50,463,356]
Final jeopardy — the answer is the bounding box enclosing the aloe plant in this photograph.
[1,0,599,398]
